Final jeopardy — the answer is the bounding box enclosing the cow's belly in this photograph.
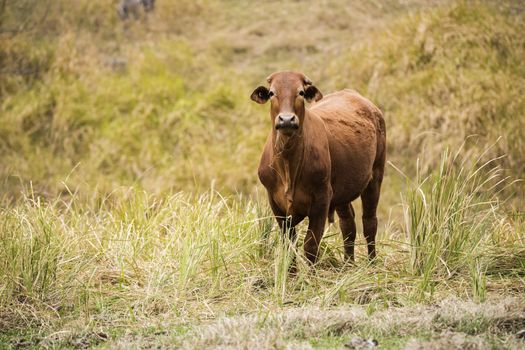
[330,169,372,204]
[329,137,376,205]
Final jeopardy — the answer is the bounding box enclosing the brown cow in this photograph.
[251,71,386,266]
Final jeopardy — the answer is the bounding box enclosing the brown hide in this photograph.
[252,71,386,266]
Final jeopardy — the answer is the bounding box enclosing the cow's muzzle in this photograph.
[275,114,299,131]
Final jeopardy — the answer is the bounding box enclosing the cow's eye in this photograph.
[269,91,275,97]
[299,90,305,97]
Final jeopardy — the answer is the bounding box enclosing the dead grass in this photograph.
[73,296,524,349]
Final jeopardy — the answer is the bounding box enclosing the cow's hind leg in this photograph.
[361,175,383,260]
[336,203,357,263]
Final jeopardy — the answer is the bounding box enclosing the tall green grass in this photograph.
[1,150,522,332]
[402,147,512,298]
[0,189,271,327]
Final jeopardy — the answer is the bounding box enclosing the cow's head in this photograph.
[251,71,322,136]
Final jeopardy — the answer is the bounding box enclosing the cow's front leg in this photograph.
[268,194,303,273]
[268,194,298,242]
[304,193,331,264]
[278,215,305,274]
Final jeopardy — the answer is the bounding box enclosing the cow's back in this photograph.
[310,89,385,205]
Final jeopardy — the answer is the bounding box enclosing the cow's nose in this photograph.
[275,114,299,130]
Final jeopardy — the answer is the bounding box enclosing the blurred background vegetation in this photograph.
[1,0,523,206]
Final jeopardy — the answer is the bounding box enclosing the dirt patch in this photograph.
[492,316,525,334]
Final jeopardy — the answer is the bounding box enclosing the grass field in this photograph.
[1,0,524,348]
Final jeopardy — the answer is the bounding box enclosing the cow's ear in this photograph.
[304,85,323,103]
[251,86,270,104]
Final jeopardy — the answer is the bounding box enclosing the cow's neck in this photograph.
[271,122,307,214]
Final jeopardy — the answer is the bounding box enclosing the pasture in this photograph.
[1,0,524,348]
